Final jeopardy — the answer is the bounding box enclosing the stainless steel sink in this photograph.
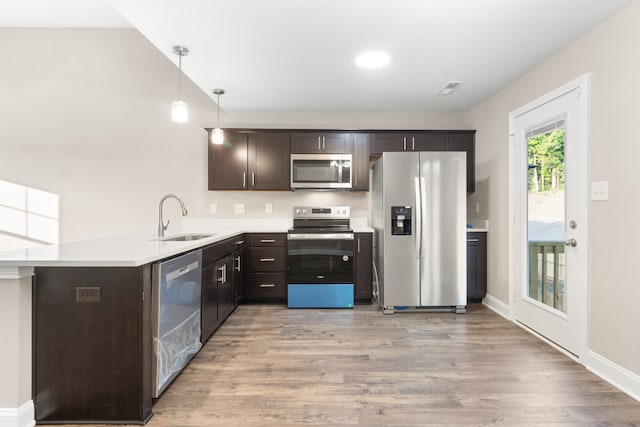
[158,234,214,242]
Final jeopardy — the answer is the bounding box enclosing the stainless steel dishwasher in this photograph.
[152,249,202,397]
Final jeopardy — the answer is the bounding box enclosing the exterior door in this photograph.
[509,76,589,357]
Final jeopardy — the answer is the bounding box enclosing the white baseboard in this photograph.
[0,401,35,427]
[584,350,640,402]
[482,293,510,319]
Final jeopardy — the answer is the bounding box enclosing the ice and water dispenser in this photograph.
[391,206,412,235]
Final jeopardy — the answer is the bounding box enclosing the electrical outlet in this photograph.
[591,181,609,201]
[234,203,245,214]
[210,203,217,214]
[475,202,480,214]
[265,203,273,214]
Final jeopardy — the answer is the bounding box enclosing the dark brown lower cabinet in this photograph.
[33,266,152,424]
[467,232,487,302]
[201,262,219,343]
[217,254,235,322]
[354,233,373,303]
[233,236,247,306]
[246,233,287,302]
[201,239,236,343]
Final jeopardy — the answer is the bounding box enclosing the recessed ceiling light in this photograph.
[355,52,390,69]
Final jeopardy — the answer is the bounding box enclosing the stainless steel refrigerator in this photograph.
[373,151,467,314]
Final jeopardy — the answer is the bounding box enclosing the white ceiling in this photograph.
[1,0,633,114]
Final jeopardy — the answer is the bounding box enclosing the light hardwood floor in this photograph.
[81,303,640,426]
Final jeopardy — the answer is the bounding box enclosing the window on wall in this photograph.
[0,179,59,244]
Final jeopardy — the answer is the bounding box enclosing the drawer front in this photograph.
[202,238,235,266]
[249,273,286,298]
[250,247,286,271]
[249,233,286,247]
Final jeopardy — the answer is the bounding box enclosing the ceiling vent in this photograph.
[437,81,464,96]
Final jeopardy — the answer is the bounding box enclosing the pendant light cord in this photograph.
[216,93,221,126]
[178,53,183,100]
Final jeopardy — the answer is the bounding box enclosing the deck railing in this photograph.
[528,241,565,312]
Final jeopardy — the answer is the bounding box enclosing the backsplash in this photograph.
[205,190,372,221]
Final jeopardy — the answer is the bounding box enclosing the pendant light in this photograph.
[171,45,189,123]
[211,88,225,145]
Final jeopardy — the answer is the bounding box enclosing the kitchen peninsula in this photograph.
[0,218,373,425]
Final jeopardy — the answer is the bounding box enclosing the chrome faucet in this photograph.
[158,194,188,238]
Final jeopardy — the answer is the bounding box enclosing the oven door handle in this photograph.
[287,233,354,240]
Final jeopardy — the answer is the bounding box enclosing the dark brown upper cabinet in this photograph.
[369,132,447,155]
[208,130,291,191]
[352,133,370,191]
[291,131,353,154]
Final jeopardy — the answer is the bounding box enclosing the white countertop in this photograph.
[466,218,489,233]
[0,218,374,268]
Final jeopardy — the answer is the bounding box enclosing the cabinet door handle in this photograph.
[466,239,480,242]
[322,136,326,150]
[259,283,275,288]
[217,265,225,283]
[243,172,246,189]
[260,258,275,262]
[260,239,275,243]
[235,256,241,272]
[412,136,415,151]
[318,136,321,150]
[403,136,407,151]
[357,238,361,253]
[235,240,244,245]
[252,172,255,187]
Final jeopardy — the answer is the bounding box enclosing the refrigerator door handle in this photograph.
[420,176,427,260]
[414,177,422,259]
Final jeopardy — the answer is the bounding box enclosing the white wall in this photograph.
[465,0,640,377]
[0,28,218,244]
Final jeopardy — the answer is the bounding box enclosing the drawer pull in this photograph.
[260,239,276,243]
[235,240,244,245]
[260,258,275,262]
[466,239,480,242]
[259,284,275,288]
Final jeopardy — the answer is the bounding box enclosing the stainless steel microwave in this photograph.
[290,153,352,190]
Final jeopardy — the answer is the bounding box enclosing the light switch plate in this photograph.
[234,203,245,214]
[210,203,217,214]
[591,181,609,201]
[265,203,273,214]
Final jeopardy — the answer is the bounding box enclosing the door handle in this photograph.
[420,177,427,259]
[564,238,577,247]
[414,177,421,259]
